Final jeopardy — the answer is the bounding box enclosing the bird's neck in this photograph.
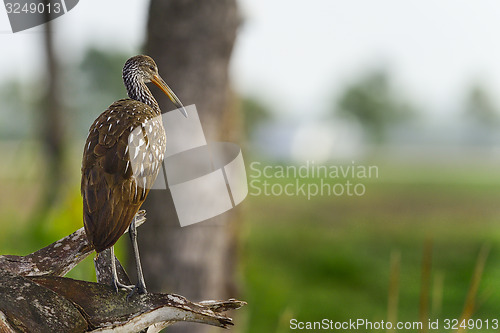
[125,77,161,114]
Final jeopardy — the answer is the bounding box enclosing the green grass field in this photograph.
[240,162,500,332]
[2,148,500,332]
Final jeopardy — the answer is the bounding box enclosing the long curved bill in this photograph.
[152,74,188,118]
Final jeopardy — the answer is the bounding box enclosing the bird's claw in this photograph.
[112,280,134,293]
[127,283,147,301]
[112,280,146,301]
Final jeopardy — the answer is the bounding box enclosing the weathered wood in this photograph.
[0,271,245,332]
[0,211,146,278]
[0,270,88,333]
[30,276,244,331]
[0,210,246,332]
[94,248,131,286]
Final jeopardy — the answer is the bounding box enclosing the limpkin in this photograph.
[81,55,187,295]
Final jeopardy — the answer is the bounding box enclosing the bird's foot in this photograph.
[112,279,134,293]
[127,282,147,300]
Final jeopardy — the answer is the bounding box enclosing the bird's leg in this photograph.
[110,246,133,292]
[128,214,147,298]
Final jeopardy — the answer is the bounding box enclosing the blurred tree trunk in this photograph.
[32,3,65,226]
[139,1,240,332]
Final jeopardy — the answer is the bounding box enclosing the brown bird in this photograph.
[81,55,187,295]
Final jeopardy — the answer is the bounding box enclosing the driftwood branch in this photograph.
[0,211,245,332]
[0,211,147,278]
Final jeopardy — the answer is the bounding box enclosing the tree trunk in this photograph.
[32,2,65,225]
[139,1,239,332]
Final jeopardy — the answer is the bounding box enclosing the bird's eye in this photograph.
[149,66,155,71]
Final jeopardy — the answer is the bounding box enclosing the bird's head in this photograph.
[123,55,188,117]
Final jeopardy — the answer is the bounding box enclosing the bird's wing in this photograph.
[81,100,165,252]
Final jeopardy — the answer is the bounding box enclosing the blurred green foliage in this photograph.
[0,48,132,282]
[79,48,128,99]
[0,79,38,140]
[1,48,500,332]
[0,147,128,282]
[241,97,272,139]
[241,162,500,332]
[465,83,499,126]
[69,48,130,139]
[335,70,414,143]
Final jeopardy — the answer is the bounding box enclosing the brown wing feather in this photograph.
[81,99,165,253]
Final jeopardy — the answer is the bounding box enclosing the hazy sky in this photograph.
[233,0,500,119]
[2,0,500,122]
